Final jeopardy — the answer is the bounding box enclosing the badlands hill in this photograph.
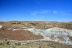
[0,21,72,39]
[0,21,72,45]
[0,21,72,48]
[0,30,43,40]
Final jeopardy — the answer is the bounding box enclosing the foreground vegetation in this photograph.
[0,39,72,48]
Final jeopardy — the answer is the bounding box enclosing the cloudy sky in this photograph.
[0,0,72,22]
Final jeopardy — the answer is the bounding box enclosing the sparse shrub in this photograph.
[9,44,16,48]
[0,26,4,30]
[69,36,72,40]
[0,42,3,45]
[3,38,11,45]
[15,42,21,45]
[29,23,36,26]
[6,41,10,45]
[39,45,42,48]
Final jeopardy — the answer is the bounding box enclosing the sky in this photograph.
[0,0,72,22]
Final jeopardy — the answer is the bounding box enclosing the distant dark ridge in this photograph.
[0,21,72,29]
[0,21,72,23]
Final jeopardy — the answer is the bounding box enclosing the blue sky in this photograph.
[0,0,72,22]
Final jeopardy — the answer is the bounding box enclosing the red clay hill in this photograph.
[0,30,43,40]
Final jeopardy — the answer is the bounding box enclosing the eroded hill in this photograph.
[0,30,43,40]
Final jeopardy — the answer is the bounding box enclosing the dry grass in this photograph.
[0,40,72,48]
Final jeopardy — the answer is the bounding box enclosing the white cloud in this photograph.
[31,10,58,16]
[52,10,57,14]
[30,10,72,18]
[31,10,51,16]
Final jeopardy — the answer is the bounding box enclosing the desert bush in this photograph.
[0,26,7,30]
[2,38,11,45]
[15,42,21,46]
[0,42,3,45]
[69,36,72,40]
[6,41,10,45]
